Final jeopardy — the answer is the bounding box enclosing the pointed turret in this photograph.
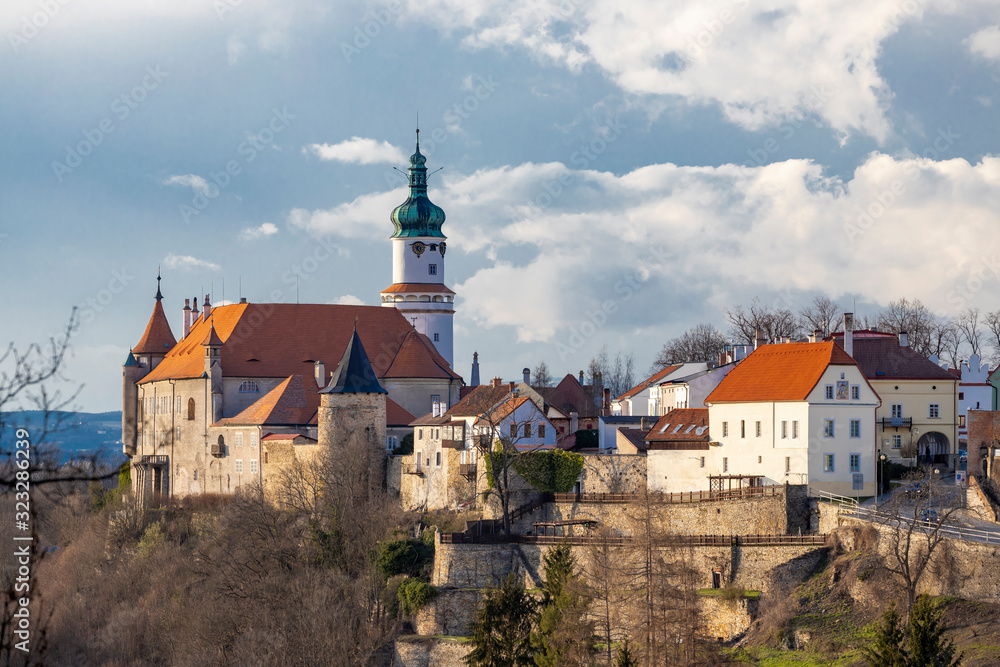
[133,274,177,370]
[122,348,141,458]
[471,351,480,387]
[322,327,387,394]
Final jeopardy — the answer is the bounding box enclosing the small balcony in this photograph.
[210,444,224,458]
[460,463,477,477]
[140,454,169,465]
[878,417,912,429]
[442,439,463,450]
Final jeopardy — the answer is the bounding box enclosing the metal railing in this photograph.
[814,489,859,509]
[440,532,828,547]
[878,417,912,429]
[551,485,783,505]
[441,439,464,450]
[845,506,1000,546]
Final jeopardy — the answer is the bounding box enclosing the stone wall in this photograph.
[392,637,470,667]
[840,516,1000,601]
[510,491,794,537]
[702,596,758,642]
[414,589,481,636]
[580,455,647,493]
[812,499,844,535]
[966,476,996,522]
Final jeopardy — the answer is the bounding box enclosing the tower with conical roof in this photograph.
[318,326,388,452]
[380,129,455,367]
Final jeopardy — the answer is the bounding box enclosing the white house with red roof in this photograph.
[704,342,881,497]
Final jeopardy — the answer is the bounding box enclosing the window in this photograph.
[523,423,532,438]
[755,421,762,437]
[723,457,728,472]
[792,421,799,439]
[250,459,258,474]
[538,424,546,438]
[824,419,835,438]
[415,452,422,471]
[510,423,517,438]
[781,421,788,439]
[433,333,440,341]
[960,415,966,428]
[264,452,268,464]
[740,420,746,438]
[177,397,182,414]
[386,435,398,450]
[175,427,180,441]
[700,456,705,468]
[892,434,902,449]
[194,470,198,481]
[436,452,441,467]
[758,455,762,464]
[418,428,423,439]
[850,454,860,473]
[235,459,243,473]
[891,404,903,418]
[929,403,940,419]
[785,456,791,473]
[187,398,196,420]
[851,385,860,400]
[239,380,260,393]
[235,432,243,447]
[823,454,834,472]
[722,422,729,437]
[430,395,440,410]
[825,385,834,400]
[850,419,861,438]
[435,429,440,440]
[959,392,965,400]
[250,432,258,448]
[428,264,437,275]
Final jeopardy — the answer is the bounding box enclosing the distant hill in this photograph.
[1,411,125,465]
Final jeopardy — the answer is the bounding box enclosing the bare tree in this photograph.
[955,307,984,359]
[798,296,842,338]
[724,298,799,345]
[587,345,635,401]
[875,298,950,358]
[652,323,726,371]
[984,310,1000,364]
[533,360,554,388]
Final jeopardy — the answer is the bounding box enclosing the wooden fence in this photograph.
[440,532,827,547]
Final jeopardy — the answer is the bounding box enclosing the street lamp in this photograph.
[878,453,887,508]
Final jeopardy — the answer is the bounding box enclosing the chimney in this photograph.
[570,411,579,433]
[640,416,650,431]
[432,400,440,418]
[522,367,530,385]
[191,295,199,322]
[899,331,908,348]
[509,381,516,393]
[754,329,765,350]
[183,298,192,338]
[844,312,854,358]
[314,361,325,388]
[809,329,820,343]
[203,294,212,320]
[240,297,247,304]
[603,388,611,416]
[491,377,503,388]
[471,352,480,387]
[579,370,585,385]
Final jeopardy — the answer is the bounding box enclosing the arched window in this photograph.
[187,398,196,421]
[239,380,260,393]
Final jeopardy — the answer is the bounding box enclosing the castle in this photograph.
[122,133,463,502]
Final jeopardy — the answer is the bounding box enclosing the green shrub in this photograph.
[574,429,599,449]
[136,522,165,560]
[377,539,434,581]
[396,432,414,455]
[512,450,584,493]
[397,577,437,616]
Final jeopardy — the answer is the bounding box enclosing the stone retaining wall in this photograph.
[392,637,470,667]
[966,476,997,522]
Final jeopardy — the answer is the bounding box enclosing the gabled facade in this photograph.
[705,342,880,497]
[942,354,992,445]
[644,408,712,493]
[611,364,682,416]
[651,363,739,415]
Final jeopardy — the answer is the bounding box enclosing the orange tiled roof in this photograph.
[543,374,600,418]
[262,432,316,442]
[475,395,531,425]
[133,300,177,355]
[216,375,319,426]
[380,283,456,294]
[139,303,460,384]
[449,384,513,417]
[645,408,710,442]
[386,397,416,426]
[615,364,682,401]
[705,342,858,404]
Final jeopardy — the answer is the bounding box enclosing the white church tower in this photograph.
[379,130,455,366]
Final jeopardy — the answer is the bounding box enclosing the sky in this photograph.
[2,0,999,412]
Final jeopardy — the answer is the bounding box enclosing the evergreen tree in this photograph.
[614,640,639,667]
[465,573,538,667]
[530,543,597,666]
[862,602,909,667]
[908,595,963,667]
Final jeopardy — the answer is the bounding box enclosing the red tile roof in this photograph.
[139,303,459,384]
[386,397,416,426]
[541,374,600,418]
[705,342,859,404]
[830,334,956,381]
[645,408,710,443]
[380,283,455,294]
[216,375,319,426]
[262,432,316,442]
[475,396,532,426]
[615,364,682,401]
[133,300,177,355]
[449,385,514,417]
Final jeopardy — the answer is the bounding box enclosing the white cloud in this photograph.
[392,0,985,142]
[306,137,407,165]
[226,36,247,64]
[331,294,365,305]
[292,153,1000,341]
[239,222,279,241]
[163,254,222,272]
[162,174,212,196]
[967,25,1000,62]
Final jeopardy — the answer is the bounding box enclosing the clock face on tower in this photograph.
[411,241,426,257]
